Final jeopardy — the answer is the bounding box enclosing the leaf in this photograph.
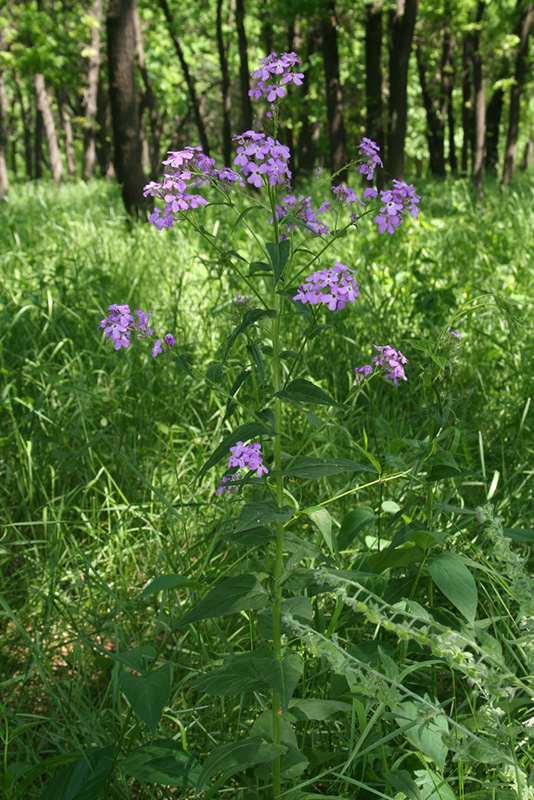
[385,769,422,800]
[395,701,449,773]
[275,456,372,478]
[274,379,341,409]
[266,238,290,284]
[137,574,202,598]
[302,506,336,556]
[338,507,376,550]
[205,363,224,384]
[173,354,196,379]
[223,308,277,360]
[269,652,304,712]
[428,553,478,622]
[197,737,285,789]
[249,261,272,275]
[223,369,251,421]
[426,451,462,480]
[38,746,114,800]
[415,768,457,800]
[119,665,171,734]
[289,699,352,721]
[234,501,295,532]
[177,574,270,627]
[228,204,263,240]
[119,740,202,788]
[247,343,265,386]
[195,421,271,482]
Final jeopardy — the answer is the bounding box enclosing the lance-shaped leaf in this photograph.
[177,574,270,627]
[274,379,341,409]
[38,746,115,800]
[119,664,171,734]
[273,456,372,478]
[119,740,203,788]
[223,308,277,360]
[195,421,272,482]
[429,552,478,622]
[197,737,285,789]
[266,238,290,284]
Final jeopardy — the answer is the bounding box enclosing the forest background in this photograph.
[1,1,534,800]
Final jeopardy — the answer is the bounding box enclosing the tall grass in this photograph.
[0,175,533,798]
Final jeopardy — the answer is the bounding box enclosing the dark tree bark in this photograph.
[34,73,64,184]
[35,107,44,180]
[107,0,147,214]
[133,7,162,178]
[321,0,347,181]
[0,31,8,200]
[472,1,486,196]
[365,1,384,167]
[158,0,210,154]
[14,78,33,179]
[484,87,503,175]
[235,0,253,133]
[415,43,446,176]
[460,33,473,176]
[443,30,457,173]
[387,0,419,180]
[503,0,533,184]
[95,73,114,177]
[82,0,104,180]
[260,0,273,55]
[58,90,76,177]
[216,0,232,165]
[297,28,320,174]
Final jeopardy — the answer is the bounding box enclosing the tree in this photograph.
[387,0,419,180]
[107,0,147,214]
[321,0,347,180]
[503,0,533,184]
[34,72,64,184]
[364,0,385,181]
[82,0,104,180]
[235,0,253,133]
[216,0,232,166]
[471,0,486,196]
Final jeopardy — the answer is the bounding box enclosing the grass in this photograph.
[0,173,533,799]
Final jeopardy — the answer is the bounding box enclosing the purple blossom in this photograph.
[447,327,462,341]
[216,470,244,496]
[293,262,359,311]
[272,194,330,237]
[357,138,384,181]
[232,293,252,306]
[372,181,421,235]
[248,52,304,102]
[233,131,291,187]
[372,345,408,386]
[354,364,373,383]
[227,441,269,478]
[332,185,364,207]
[99,303,177,357]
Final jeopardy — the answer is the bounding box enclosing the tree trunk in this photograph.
[443,30,457,173]
[14,78,33,179]
[58,90,76,177]
[34,73,64,184]
[297,28,320,174]
[0,31,8,200]
[503,0,533,184]
[158,0,210,154]
[365,0,384,171]
[133,6,161,178]
[107,0,147,215]
[484,87,503,175]
[96,73,114,177]
[387,0,419,180]
[415,46,445,176]
[235,0,253,133]
[216,0,232,165]
[82,0,104,180]
[35,106,44,180]
[472,1,486,197]
[260,0,273,55]
[321,0,347,181]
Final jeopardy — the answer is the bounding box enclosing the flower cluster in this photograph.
[99,303,176,358]
[234,131,291,188]
[249,52,304,103]
[216,469,243,496]
[354,344,408,386]
[365,180,421,234]
[448,327,462,341]
[293,263,359,311]
[357,138,384,181]
[144,146,242,229]
[273,194,330,237]
[227,441,269,478]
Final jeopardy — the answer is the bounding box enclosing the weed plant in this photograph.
[1,75,534,800]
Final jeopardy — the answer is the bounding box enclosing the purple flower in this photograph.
[233,131,291,188]
[357,138,384,181]
[152,339,162,358]
[232,293,252,305]
[248,52,304,102]
[272,194,330,237]
[354,364,373,383]
[372,345,408,386]
[216,470,243,496]
[227,442,269,478]
[293,262,359,311]
[447,327,462,341]
[332,185,365,207]
[373,181,421,234]
[99,303,177,357]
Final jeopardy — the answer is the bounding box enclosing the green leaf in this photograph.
[247,343,265,386]
[137,574,202,598]
[119,665,171,734]
[275,456,372,478]
[270,652,304,712]
[234,501,295,532]
[338,507,376,550]
[173,354,196,379]
[274,378,341,409]
[396,701,449,772]
[177,574,270,627]
[415,767,457,799]
[302,506,336,556]
[197,737,285,789]
[111,646,156,672]
[266,238,290,284]
[426,451,462,480]
[223,308,277,360]
[228,204,263,240]
[249,261,272,275]
[428,553,478,622]
[195,421,271,481]
[205,362,224,384]
[38,746,114,800]
[289,699,351,721]
[385,769,422,800]
[119,740,203,788]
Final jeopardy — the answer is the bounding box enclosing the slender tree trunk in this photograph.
[96,73,114,177]
[0,31,8,200]
[133,6,161,178]
[321,0,347,181]
[519,136,534,169]
[58,90,76,177]
[415,46,445,176]
[82,0,104,180]
[34,73,64,184]
[503,0,533,184]
[14,78,33,178]
[461,22,476,176]
[443,30,457,173]
[365,0,384,169]
[34,106,44,180]
[107,0,147,214]
[387,0,419,180]
[158,0,210,154]
[297,28,320,174]
[472,1,486,196]
[235,0,253,133]
[260,0,273,55]
[216,0,232,165]
[484,87,503,175]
